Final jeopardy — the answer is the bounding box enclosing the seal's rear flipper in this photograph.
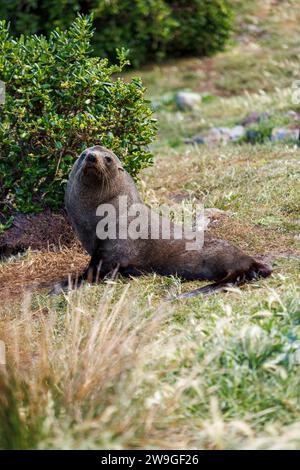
[169,260,272,300]
[170,281,233,300]
[251,261,272,279]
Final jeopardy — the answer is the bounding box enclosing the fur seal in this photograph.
[63,145,271,297]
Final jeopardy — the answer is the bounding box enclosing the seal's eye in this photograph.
[104,155,113,165]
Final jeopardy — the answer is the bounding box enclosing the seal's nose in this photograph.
[86,152,97,163]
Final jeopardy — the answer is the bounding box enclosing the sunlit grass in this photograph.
[1,277,300,449]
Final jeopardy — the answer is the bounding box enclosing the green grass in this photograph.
[1,0,300,449]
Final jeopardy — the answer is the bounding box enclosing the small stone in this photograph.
[210,127,224,136]
[185,128,224,146]
[229,125,246,141]
[245,24,265,35]
[241,112,269,126]
[285,110,299,120]
[271,127,299,141]
[175,91,201,111]
[184,135,205,145]
[186,126,246,146]
[207,127,231,144]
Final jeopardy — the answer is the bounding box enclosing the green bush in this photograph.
[0,0,81,36]
[92,0,175,68]
[0,0,175,67]
[0,1,234,67]
[166,0,233,57]
[0,16,156,215]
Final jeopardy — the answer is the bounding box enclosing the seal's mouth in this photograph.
[81,164,107,186]
[84,161,96,169]
[81,151,97,172]
[80,149,111,181]
[82,161,101,176]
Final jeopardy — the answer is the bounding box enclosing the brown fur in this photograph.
[59,146,272,297]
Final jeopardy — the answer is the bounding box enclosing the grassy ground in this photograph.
[1,0,300,449]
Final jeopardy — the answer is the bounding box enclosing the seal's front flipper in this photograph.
[48,258,102,295]
[48,275,84,295]
[48,257,114,295]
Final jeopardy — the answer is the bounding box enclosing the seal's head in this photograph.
[75,145,124,184]
[78,145,124,180]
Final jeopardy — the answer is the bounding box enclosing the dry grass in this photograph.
[1,281,300,449]
[0,286,192,449]
[0,249,88,299]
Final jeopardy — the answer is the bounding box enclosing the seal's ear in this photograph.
[115,158,124,172]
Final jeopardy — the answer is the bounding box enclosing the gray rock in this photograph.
[205,129,221,144]
[175,91,201,111]
[205,126,245,144]
[184,135,205,145]
[285,110,300,120]
[217,126,232,134]
[185,128,224,146]
[241,112,269,126]
[229,125,246,141]
[245,24,265,35]
[186,125,245,146]
[203,127,229,145]
[271,127,299,141]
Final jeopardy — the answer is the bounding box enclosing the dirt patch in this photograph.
[0,210,78,258]
[0,248,88,300]
[0,209,86,299]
